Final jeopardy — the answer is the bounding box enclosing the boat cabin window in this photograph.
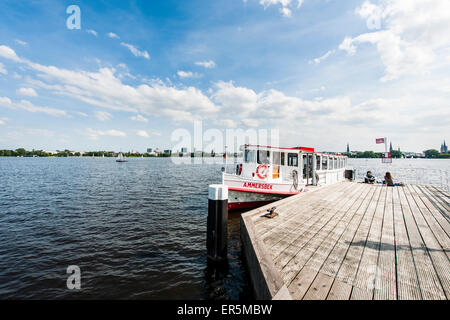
[322,156,328,170]
[272,152,281,165]
[257,150,270,164]
[244,150,256,163]
[287,153,298,166]
[281,152,285,166]
[316,155,321,170]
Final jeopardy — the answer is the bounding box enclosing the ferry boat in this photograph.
[223,144,348,210]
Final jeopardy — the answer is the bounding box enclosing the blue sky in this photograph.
[0,0,449,152]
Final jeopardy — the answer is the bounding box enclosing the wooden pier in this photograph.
[240,181,450,300]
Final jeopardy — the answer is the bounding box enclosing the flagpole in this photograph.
[385,137,387,153]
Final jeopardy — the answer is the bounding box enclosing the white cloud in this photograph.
[14,39,28,46]
[177,70,201,78]
[0,46,218,121]
[279,7,292,17]
[0,96,68,117]
[311,50,335,64]
[1,44,446,151]
[214,119,238,128]
[339,0,450,81]
[136,130,150,137]
[0,117,8,125]
[120,42,150,59]
[107,32,120,39]
[260,0,292,8]
[339,37,356,55]
[0,62,6,75]
[195,60,216,68]
[130,114,148,122]
[86,128,126,139]
[258,0,304,16]
[241,118,260,127]
[0,45,20,62]
[87,29,98,36]
[16,87,38,97]
[75,111,88,117]
[94,110,112,121]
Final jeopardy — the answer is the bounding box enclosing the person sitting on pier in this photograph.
[384,172,395,186]
[364,171,376,184]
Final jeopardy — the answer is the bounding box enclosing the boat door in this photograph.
[302,153,314,185]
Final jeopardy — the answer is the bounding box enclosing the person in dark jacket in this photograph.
[384,172,394,186]
[365,171,376,184]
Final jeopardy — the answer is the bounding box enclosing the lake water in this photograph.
[0,157,448,299]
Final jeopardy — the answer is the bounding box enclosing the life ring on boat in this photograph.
[256,164,269,179]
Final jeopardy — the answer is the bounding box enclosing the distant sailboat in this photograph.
[116,152,128,162]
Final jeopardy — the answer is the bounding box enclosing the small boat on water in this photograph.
[223,144,348,210]
[116,152,128,162]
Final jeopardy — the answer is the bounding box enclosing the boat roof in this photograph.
[244,144,346,157]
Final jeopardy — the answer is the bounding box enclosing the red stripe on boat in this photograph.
[228,186,300,195]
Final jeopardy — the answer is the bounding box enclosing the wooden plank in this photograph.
[262,184,351,251]
[326,279,353,300]
[392,187,421,300]
[415,185,450,234]
[350,286,373,300]
[240,212,291,299]
[267,184,358,258]
[281,184,367,279]
[409,185,450,259]
[254,181,348,228]
[398,186,446,300]
[308,184,378,299]
[274,184,366,274]
[255,182,353,237]
[404,185,450,298]
[350,186,388,299]
[302,272,334,300]
[374,186,397,300]
[327,185,382,299]
[430,186,450,204]
[420,185,450,218]
[287,185,373,299]
[241,182,450,300]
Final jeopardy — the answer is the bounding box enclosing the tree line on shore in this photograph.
[344,149,449,159]
[0,148,171,157]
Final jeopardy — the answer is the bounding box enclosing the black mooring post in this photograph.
[207,184,228,263]
[345,169,356,180]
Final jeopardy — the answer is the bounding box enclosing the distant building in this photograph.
[346,143,350,153]
[154,148,162,154]
[181,147,188,153]
[389,141,393,153]
[163,149,172,154]
[147,148,152,153]
[440,140,448,153]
